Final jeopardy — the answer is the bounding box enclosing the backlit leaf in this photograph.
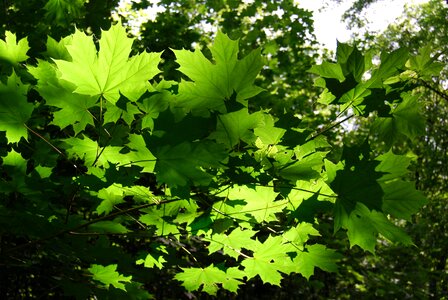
[0,71,33,143]
[88,264,132,291]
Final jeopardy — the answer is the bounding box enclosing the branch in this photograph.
[306,114,354,143]
[418,78,448,101]
[2,198,182,255]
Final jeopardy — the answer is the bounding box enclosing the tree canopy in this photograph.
[0,0,445,299]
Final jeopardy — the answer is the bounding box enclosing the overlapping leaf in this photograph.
[241,235,294,286]
[28,60,97,134]
[225,185,288,223]
[0,71,33,143]
[175,264,244,295]
[154,141,227,187]
[293,244,341,279]
[88,264,132,291]
[209,108,264,148]
[173,31,264,114]
[54,23,161,104]
[0,31,29,65]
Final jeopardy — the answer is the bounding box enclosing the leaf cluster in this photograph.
[0,22,434,298]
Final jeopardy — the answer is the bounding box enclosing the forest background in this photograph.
[0,0,446,299]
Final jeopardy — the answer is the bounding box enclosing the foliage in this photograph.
[323,1,448,298]
[0,0,118,57]
[119,0,320,117]
[0,19,435,298]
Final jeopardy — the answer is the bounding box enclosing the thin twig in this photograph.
[2,198,181,255]
[305,114,354,143]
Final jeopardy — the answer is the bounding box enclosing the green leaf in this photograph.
[226,185,288,223]
[64,135,126,168]
[209,108,264,148]
[241,235,294,286]
[96,184,126,215]
[54,23,161,104]
[368,48,409,87]
[139,210,179,236]
[0,71,33,143]
[45,35,72,60]
[381,181,427,221]
[308,61,345,82]
[88,221,129,234]
[0,31,30,65]
[44,0,86,25]
[391,93,425,140]
[122,134,157,172]
[173,31,264,114]
[104,101,140,125]
[336,41,354,64]
[336,202,413,253]
[286,179,335,213]
[254,114,286,146]
[373,93,425,146]
[406,46,444,77]
[278,152,327,181]
[346,47,366,82]
[137,82,171,130]
[331,159,384,230]
[294,244,341,279]
[174,264,227,295]
[207,228,258,259]
[375,150,412,182]
[88,264,132,291]
[0,150,28,194]
[374,151,426,219]
[28,60,97,134]
[222,267,245,293]
[136,245,168,269]
[154,141,227,187]
[283,222,321,250]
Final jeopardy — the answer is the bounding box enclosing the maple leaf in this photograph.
[241,235,295,286]
[0,71,33,143]
[136,245,168,269]
[335,202,413,253]
[64,135,126,168]
[173,31,264,114]
[54,23,161,104]
[137,81,172,131]
[122,134,157,173]
[254,114,286,147]
[121,185,157,204]
[373,93,425,147]
[88,264,132,291]
[95,184,126,215]
[375,151,426,220]
[44,35,72,60]
[293,244,341,279]
[174,264,243,295]
[282,222,321,250]
[0,31,30,65]
[286,179,335,211]
[226,185,288,223]
[154,141,227,187]
[88,221,129,234]
[278,151,327,181]
[207,227,258,259]
[104,101,140,126]
[44,0,85,26]
[0,150,29,194]
[28,60,97,135]
[209,108,264,148]
[139,209,179,236]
